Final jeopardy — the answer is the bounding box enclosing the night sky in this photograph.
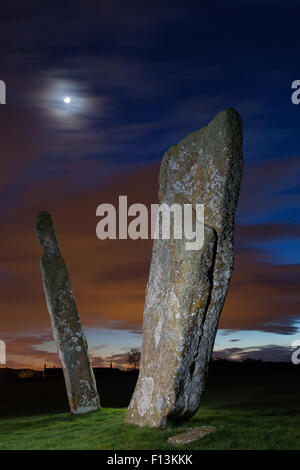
[0,1,299,369]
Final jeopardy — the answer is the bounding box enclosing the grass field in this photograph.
[0,367,300,450]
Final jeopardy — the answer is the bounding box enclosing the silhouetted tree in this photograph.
[127,348,141,370]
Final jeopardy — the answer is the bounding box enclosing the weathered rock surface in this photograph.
[125,108,243,427]
[35,211,100,414]
[168,426,217,447]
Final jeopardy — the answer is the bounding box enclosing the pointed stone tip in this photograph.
[35,211,58,252]
[220,106,241,117]
[205,107,243,144]
[215,107,242,124]
[35,211,53,234]
[206,107,242,133]
[36,210,51,221]
[169,107,242,151]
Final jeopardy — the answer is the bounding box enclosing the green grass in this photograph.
[1,369,300,450]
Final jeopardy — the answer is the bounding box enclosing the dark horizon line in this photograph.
[1,357,297,373]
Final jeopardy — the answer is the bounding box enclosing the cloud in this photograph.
[238,155,300,223]
[236,223,300,243]
[220,248,300,335]
[0,106,47,195]
[0,1,299,371]
[1,158,299,370]
[0,163,158,345]
[213,344,295,362]
[4,332,58,369]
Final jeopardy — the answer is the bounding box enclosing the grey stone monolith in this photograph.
[125,108,243,427]
[35,211,100,414]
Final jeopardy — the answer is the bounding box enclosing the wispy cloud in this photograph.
[213,344,295,362]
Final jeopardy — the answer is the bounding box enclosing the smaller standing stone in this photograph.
[35,211,100,414]
[167,426,217,447]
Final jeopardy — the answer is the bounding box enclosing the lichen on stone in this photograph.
[125,108,243,427]
[35,211,100,415]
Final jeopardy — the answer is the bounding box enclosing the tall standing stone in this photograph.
[35,211,100,414]
[125,108,243,427]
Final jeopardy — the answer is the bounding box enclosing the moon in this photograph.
[63,96,71,104]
